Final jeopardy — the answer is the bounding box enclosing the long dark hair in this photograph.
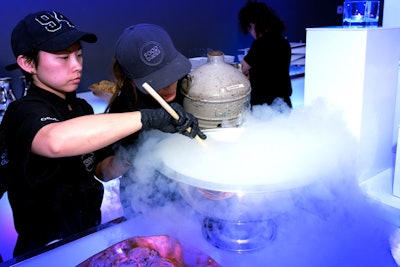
[238,0,286,38]
[105,57,138,112]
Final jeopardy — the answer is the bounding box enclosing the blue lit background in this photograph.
[0,0,393,264]
[0,0,345,96]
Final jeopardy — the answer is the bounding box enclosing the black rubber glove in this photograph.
[140,103,207,140]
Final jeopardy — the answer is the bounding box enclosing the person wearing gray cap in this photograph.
[1,11,205,258]
[105,23,196,218]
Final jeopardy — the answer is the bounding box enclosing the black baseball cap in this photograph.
[6,10,97,71]
[114,24,191,93]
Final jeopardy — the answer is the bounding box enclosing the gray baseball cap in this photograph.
[115,23,191,93]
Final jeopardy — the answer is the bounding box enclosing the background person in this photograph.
[238,0,293,109]
[2,11,205,257]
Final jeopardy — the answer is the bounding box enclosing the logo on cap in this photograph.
[35,11,75,33]
[140,41,164,66]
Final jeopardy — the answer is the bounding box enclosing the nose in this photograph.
[71,54,83,72]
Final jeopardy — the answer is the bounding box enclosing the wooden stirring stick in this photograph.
[142,82,206,145]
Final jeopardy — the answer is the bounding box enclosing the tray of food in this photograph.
[76,235,221,267]
[88,80,116,102]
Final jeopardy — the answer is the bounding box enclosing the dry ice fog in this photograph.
[101,99,398,266]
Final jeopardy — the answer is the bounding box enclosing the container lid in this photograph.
[155,128,318,193]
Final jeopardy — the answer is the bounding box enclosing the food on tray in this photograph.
[88,246,176,267]
[88,80,116,102]
[89,80,116,94]
[77,235,221,267]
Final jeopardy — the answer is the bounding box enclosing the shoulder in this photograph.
[109,91,137,113]
[259,33,288,43]
[258,33,291,52]
[108,83,140,113]
[3,93,62,129]
[1,96,52,141]
[6,95,48,114]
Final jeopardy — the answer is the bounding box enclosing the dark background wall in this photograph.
[0,0,350,97]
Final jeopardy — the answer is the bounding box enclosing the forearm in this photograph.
[32,112,142,157]
[240,60,251,76]
[96,155,130,181]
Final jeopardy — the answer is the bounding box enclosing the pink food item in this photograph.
[77,235,221,267]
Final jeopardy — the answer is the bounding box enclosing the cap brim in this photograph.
[40,30,97,52]
[137,53,191,94]
[5,31,97,72]
[5,63,19,71]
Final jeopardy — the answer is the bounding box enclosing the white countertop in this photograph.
[9,208,273,267]
[7,195,399,267]
[2,90,399,267]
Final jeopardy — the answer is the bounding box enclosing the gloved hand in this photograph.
[140,103,207,140]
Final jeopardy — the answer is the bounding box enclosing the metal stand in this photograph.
[202,217,276,252]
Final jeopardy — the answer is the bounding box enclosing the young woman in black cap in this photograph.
[105,23,194,218]
[2,11,205,258]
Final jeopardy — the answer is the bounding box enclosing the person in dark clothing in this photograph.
[2,11,205,258]
[238,0,293,108]
[106,24,192,218]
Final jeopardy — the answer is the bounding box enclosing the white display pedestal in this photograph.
[383,0,400,27]
[394,66,400,197]
[304,27,400,184]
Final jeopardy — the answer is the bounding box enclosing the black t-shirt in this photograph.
[108,81,184,147]
[244,32,293,106]
[107,82,184,218]
[2,84,105,255]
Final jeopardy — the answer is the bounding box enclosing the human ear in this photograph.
[16,55,36,74]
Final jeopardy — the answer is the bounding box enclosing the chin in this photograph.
[163,95,176,103]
